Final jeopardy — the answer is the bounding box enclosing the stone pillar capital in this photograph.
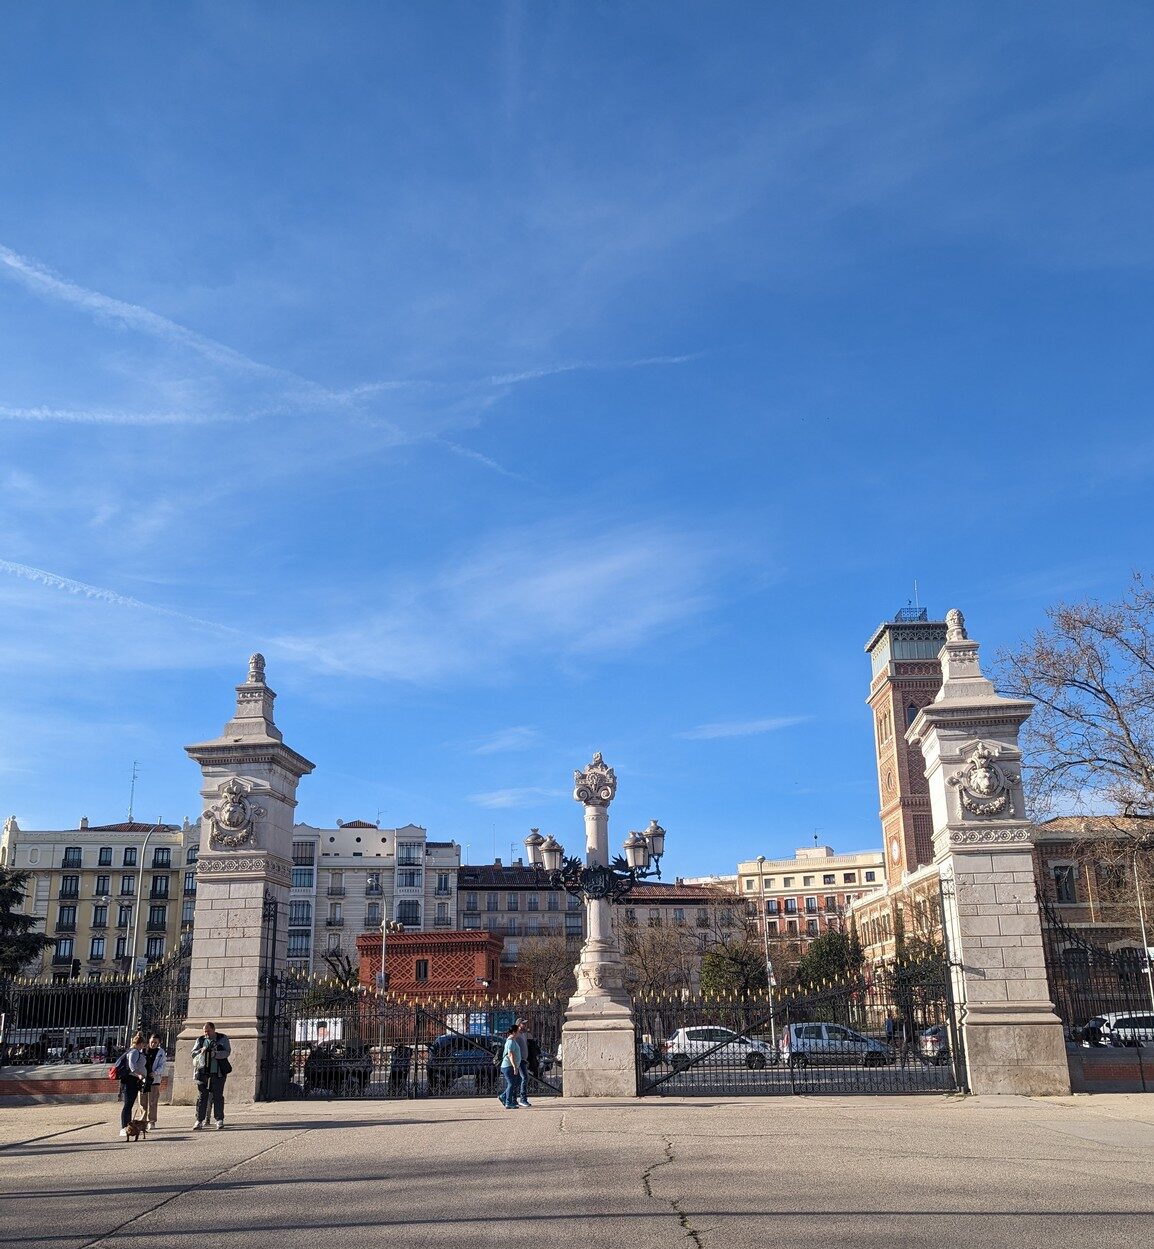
[573,753,617,807]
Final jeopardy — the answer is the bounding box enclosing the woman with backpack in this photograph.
[116,1033,148,1139]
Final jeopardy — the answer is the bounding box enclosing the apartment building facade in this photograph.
[287,821,460,971]
[0,815,199,978]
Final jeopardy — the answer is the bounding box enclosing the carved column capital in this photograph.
[573,752,617,807]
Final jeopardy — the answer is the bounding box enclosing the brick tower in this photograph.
[865,608,947,886]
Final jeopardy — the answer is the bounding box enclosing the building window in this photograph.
[805,897,818,914]
[152,847,171,868]
[486,893,499,911]
[462,915,481,931]
[507,893,519,911]
[150,876,169,898]
[744,877,756,891]
[98,846,113,866]
[60,875,80,898]
[287,932,311,959]
[396,843,422,867]
[182,900,195,925]
[145,936,165,962]
[62,847,83,868]
[187,847,199,865]
[465,892,478,911]
[398,870,422,889]
[148,904,167,929]
[396,900,420,927]
[786,919,798,935]
[123,847,137,867]
[95,875,110,896]
[184,871,197,896]
[117,904,133,928]
[806,918,819,936]
[767,920,778,935]
[93,904,108,928]
[436,872,451,896]
[1053,865,1077,904]
[55,936,74,959]
[527,893,539,911]
[865,870,876,883]
[547,892,559,911]
[291,867,314,888]
[289,901,312,926]
[673,908,686,925]
[89,936,105,960]
[415,959,429,982]
[784,898,797,914]
[57,905,77,931]
[366,871,382,895]
[120,876,136,896]
[782,876,793,887]
[803,875,814,887]
[436,901,449,924]
[115,936,128,960]
[766,898,779,914]
[291,840,315,866]
[565,915,583,937]
[567,894,581,912]
[824,896,837,912]
[843,873,857,884]
[823,874,835,885]
[366,903,381,926]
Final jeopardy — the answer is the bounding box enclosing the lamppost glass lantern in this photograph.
[526,819,667,902]
[540,834,564,873]
[624,831,649,871]
[642,820,666,861]
[524,828,545,868]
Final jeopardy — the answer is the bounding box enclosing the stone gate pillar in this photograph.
[907,611,1069,1095]
[561,754,637,1097]
[170,655,314,1106]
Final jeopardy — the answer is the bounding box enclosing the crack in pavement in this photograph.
[642,1134,703,1247]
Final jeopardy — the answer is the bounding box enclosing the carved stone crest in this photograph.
[573,752,617,807]
[203,777,266,849]
[948,741,1019,818]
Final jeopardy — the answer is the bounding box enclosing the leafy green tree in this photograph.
[700,939,767,995]
[790,930,862,988]
[0,867,54,976]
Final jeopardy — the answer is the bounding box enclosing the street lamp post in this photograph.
[128,825,163,976]
[756,855,777,1050]
[523,753,668,1097]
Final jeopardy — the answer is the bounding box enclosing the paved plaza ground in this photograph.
[1,1093,1152,1248]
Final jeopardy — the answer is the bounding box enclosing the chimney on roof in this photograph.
[495,857,502,867]
[79,817,88,830]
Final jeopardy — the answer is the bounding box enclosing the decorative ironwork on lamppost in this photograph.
[376,919,405,992]
[524,809,666,902]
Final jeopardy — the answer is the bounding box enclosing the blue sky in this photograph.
[2,3,1153,875]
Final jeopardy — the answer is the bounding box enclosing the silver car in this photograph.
[780,1022,893,1067]
[664,1025,777,1071]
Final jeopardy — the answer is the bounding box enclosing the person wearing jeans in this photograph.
[191,1021,231,1130]
[118,1034,147,1138]
[498,1025,521,1109]
[142,1034,167,1128]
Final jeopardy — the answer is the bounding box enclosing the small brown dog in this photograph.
[124,1117,149,1142]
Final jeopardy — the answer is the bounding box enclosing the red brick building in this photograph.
[355,930,505,998]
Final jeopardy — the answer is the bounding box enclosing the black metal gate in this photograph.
[259,974,565,1100]
[0,938,191,1064]
[635,958,963,1096]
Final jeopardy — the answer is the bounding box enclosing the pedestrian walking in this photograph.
[191,1021,232,1131]
[896,1018,914,1069]
[141,1034,167,1128]
[885,1014,895,1045]
[117,1033,148,1139]
[498,1025,522,1109]
[514,1019,533,1107]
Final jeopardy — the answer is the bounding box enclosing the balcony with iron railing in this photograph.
[54,921,76,933]
[58,888,80,901]
[325,917,345,927]
[326,886,346,897]
[51,953,74,966]
[146,920,168,932]
[434,888,452,897]
[365,885,383,897]
[91,919,107,929]
[432,916,453,927]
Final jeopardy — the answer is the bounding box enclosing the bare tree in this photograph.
[515,934,578,998]
[997,574,1154,817]
[618,917,702,996]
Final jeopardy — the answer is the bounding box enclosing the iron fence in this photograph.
[635,957,962,1096]
[259,975,566,1100]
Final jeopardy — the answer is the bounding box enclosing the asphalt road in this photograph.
[2,1093,1153,1248]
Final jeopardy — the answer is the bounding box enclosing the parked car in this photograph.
[663,1026,777,1072]
[425,1033,503,1093]
[918,1024,951,1066]
[638,1040,662,1071]
[1079,1012,1154,1048]
[779,1022,893,1068]
[303,1039,373,1095]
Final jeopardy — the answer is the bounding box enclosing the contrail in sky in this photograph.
[0,558,240,634]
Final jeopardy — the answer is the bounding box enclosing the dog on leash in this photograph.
[124,1117,149,1142]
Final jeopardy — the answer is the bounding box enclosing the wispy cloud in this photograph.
[0,558,240,634]
[468,786,565,809]
[435,438,531,482]
[472,726,540,755]
[272,518,725,684]
[487,353,702,387]
[680,716,810,741]
[0,404,242,426]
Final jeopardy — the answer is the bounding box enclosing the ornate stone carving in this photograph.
[248,653,266,683]
[573,752,617,807]
[948,741,1020,817]
[197,853,291,882]
[948,827,1032,846]
[203,777,266,849]
[946,608,967,642]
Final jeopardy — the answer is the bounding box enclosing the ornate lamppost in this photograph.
[523,752,669,1097]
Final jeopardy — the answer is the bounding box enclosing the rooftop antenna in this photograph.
[127,760,139,823]
[913,579,921,611]
[375,808,385,828]
[813,828,821,846]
